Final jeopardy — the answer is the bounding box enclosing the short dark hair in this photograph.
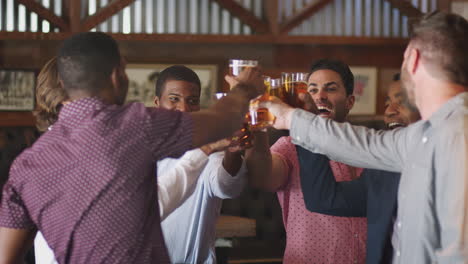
[409,11,468,86]
[155,65,201,97]
[309,59,354,96]
[57,32,121,94]
[393,73,401,81]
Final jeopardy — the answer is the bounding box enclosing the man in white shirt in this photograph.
[155,65,247,263]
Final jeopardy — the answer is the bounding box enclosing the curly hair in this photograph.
[33,57,68,132]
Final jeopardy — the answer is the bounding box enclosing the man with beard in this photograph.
[260,11,468,263]
[245,59,367,263]
[298,73,420,264]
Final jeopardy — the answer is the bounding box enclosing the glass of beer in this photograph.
[282,72,309,107]
[229,59,258,77]
[269,78,285,100]
[247,76,275,130]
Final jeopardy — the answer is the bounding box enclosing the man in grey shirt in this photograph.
[261,11,468,264]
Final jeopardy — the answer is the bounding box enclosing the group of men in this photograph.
[0,10,467,264]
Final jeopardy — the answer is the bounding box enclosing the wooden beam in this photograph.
[275,35,409,46]
[68,0,82,32]
[16,0,69,31]
[211,0,269,34]
[82,0,135,32]
[279,0,333,35]
[264,0,280,35]
[0,112,35,127]
[0,32,409,46]
[384,0,423,18]
[438,0,452,12]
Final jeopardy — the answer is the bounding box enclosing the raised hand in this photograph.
[258,96,295,130]
[225,66,265,99]
[200,139,231,155]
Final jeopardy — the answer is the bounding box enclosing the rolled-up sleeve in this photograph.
[206,152,247,199]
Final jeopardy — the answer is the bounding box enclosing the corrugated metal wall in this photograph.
[89,0,262,34]
[0,0,442,37]
[288,0,437,37]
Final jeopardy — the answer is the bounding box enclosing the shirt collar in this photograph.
[58,97,108,123]
[427,92,468,128]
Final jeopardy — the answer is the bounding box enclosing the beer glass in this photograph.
[247,76,275,130]
[282,72,308,107]
[269,78,285,100]
[229,59,258,77]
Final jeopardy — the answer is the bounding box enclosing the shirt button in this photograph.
[354,233,358,237]
[397,221,402,228]
[396,250,401,257]
[296,136,301,141]
[422,136,428,143]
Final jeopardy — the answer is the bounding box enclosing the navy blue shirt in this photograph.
[297,146,400,264]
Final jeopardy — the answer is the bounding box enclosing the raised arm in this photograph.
[296,146,367,217]
[260,97,413,172]
[245,131,288,192]
[190,67,264,149]
[205,150,247,199]
[158,139,231,220]
[157,149,209,221]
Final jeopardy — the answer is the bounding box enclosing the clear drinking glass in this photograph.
[281,72,309,107]
[247,76,275,130]
[269,78,285,100]
[229,59,259,77]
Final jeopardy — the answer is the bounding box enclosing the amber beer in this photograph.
[282,72,308,107]
[284,81,308,107]
[269,78,285,101]
[248,76,275,130]
[229,59,258,77]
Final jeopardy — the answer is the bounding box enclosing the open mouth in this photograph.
[387,122,405,129]
[317,105,332,116]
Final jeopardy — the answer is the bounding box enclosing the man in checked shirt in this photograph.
[0,32,264,263]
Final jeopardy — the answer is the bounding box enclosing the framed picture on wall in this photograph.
[0,69,36,111]
[125,64,218,108]
[349,66,378,115]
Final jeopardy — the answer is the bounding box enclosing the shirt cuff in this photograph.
[290,109,318,145]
